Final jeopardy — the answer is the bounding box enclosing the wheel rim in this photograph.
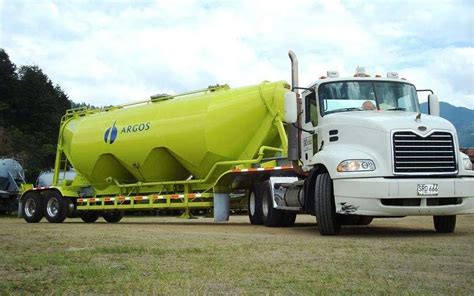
[262,192,269,217]
[47,197,59,217]
[249,192,256,216]
[25,198,36,217]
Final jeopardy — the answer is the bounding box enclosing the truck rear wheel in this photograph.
[103,210,124,223]
[22,192,44,223]
[315,173,340,235]
[248,185,263,225]
[81,211,100,223]
[44,191,68,223]
[280,212,297,227]
[433,215,456,233]
[261,180,283,227]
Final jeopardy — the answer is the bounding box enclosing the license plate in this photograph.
[417,183,439,196]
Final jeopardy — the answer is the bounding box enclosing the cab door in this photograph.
[300,91,319,169]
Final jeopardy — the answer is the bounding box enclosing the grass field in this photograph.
[0,214,473,294]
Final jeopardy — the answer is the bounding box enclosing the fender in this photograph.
[311,143,389,179]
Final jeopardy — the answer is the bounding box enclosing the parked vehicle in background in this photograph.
[0,157,25,214]
[36,169,76,188]
[19,51,474,234]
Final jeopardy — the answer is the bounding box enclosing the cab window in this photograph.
[305,92,318,126]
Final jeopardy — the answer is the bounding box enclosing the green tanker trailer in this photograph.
[20,51,474,235]
[20,81,295,224]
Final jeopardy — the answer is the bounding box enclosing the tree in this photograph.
[0,49,18,125]
[0,48,74,180]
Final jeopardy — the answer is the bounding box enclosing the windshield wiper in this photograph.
[326,107,362,115]
[386,107,407,111]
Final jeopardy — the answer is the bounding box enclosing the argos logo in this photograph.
[104,121,151,144]
[104,122,118,144]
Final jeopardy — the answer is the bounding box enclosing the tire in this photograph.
[44,191,68,223]
[433,215,456,233]
[22,192,44,223]
[358,216,373,226]
[314,173,340,235]
[103,210,124,223]
[261,180,283,227]
[280,212,297,227]
[338,215,373,226]
[81,211,100,223]
[248,185,263,225]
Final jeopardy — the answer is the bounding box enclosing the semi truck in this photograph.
[19,51,474,234]
[0,157,26,214]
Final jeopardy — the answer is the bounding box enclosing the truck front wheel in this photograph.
[314,173,340,235]
[22,192,44,223]
[103,210,124,223]
[433,215,456,233]
[44,191,68,223]
[248,185,263,225]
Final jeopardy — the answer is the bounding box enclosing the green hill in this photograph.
[420,102,474,148]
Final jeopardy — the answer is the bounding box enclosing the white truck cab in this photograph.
[266,52,474,235]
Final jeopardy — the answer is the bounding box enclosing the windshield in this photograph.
[318,81,419,115]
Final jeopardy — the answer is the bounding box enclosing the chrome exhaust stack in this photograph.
[288,50,300,161]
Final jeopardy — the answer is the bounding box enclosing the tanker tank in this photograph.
[36,169,76,187]
[0,157,26,214]
[61,81,289,190]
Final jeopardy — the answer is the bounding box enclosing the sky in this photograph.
[1,0,473,108]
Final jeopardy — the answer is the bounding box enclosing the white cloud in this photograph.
[1,0,473,108]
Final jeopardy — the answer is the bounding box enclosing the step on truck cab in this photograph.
[19,50,474,235]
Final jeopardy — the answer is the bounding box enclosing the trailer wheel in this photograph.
[248,185,263,225]
[314,173,340,235]
[103,210,124,223]
[261,180,283,227]
[22,192,44,223]
[44,191,68,223]
[81,211,100,223]
[433,215,456,233]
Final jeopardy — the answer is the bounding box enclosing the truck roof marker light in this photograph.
[387,72,399,79]
[320,76,327,79]
[327,70,339,78]
[354,66,370,77]
[375,74,382,78]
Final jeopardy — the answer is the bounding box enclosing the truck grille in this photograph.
[393,131,457,174]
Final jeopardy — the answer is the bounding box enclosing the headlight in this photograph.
[462,158,473,170]
[337,160,376,172]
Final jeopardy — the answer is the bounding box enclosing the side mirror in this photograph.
[284,92,298,123]
[428,94,440,116]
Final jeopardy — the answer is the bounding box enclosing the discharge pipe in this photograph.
[288,50,300,161]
